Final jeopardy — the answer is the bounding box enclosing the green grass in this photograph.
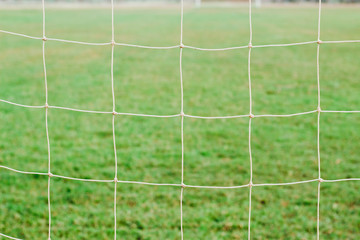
[0,5,360,240]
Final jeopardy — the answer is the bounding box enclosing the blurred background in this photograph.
[0,0,359,239]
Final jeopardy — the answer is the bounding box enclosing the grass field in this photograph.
[0,5,360,240]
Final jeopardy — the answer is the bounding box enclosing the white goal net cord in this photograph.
[0,0,360,239]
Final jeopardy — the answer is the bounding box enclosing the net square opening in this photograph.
[183,7,250,49]
[0,36,45,106]
[114,48,180,116]
[251,182,318,239]
[252,7,318,46]
[184,117,250,187]
[321,7,360,41]
[183,187,249,239]
[320,44,360,111]
[0,7,42,37]
[320,113,360,180]
[46,41,113,112]
[319,181,360,239]
[115,116,181,184]
[251,44,317,115]
[115,8,180,47]
[116,184,181,239]
[46,8,112,43]
[49,110,114,180]
[51,179,114,239]
[182,48,249,117]
[252,114,318,183]
[0,106,48,173]
[0,170,48,239]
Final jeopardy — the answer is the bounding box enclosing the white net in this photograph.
[0,0,360,239]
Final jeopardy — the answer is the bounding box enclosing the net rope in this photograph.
[0,1,360,239]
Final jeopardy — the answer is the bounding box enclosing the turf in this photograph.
[0,5,360,240]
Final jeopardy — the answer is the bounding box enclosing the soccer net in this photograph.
[0,0,360,239]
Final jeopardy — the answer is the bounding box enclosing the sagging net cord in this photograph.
[1,100,360,118]
[0,166,359,240]
[1,29,360,49]
[1,1,360,240]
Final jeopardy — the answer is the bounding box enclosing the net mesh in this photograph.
[0,0,360,239]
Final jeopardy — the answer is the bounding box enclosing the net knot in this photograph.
[42,36,47,41]
[248,43,253,48]
[249,181,253,187]
[112,111,117,115]
[180,112,185,117]
[48,172,53,177]
[318,178,324,183]
[111,40,116,46]
[180,44,185,49]
[317,107,321,113]
[317,40,322,44]
[249,113,255,119]
[114,177,118,182]
[45,103,49,108]
[181,183,186,188]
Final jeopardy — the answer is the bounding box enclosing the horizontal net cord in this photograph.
[0,232,21,240]
[45,105,113,114]
[115,42,179,49]
[0,99,179,116]
[0,30,42,40]
[0,99,45,109]
[184,113,250,119]
[321,110,360,113]
[2,99,360,119]
[254,110,317,117]
[322,40,360,44]
[1,30,360,50]
[186,40,319,50]
[1,165,359,188]
[323,178,360,182]
[2,99,360,118]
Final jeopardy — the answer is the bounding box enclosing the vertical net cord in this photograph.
[179,0,185,239]
[41,0,52,239]
[316,0,322,239]
[247,0,253,239]
[110,0,118,239]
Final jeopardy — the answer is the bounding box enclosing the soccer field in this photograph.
[0,5,359,239]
